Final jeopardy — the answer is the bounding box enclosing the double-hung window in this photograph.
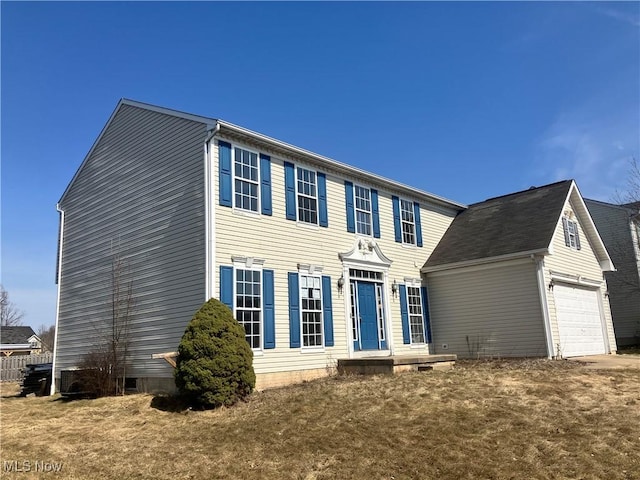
[354,186,372,236]
[235,268,262,349]
[300,275,323,347]
[297,167,318,224]
[406,286,426,344]
[400,199,416,245]
[234,147,259,212]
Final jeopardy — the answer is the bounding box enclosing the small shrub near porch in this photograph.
[174,298,255,408]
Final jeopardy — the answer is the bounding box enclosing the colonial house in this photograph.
[52,99,617,393]
[585,199,640,346]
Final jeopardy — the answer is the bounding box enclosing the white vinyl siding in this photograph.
[545,200,616,354]
[213,135,460,375]
[427,260,547,358]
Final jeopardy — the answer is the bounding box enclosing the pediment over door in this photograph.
[338,237,393,268]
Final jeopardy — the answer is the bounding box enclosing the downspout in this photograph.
[204,123,221,300]
[534,255,554,359]
[50,205,65,394]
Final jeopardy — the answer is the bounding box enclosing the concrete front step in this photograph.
[337,354,457,376]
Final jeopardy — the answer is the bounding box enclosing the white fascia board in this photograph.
[216,120,467,211]
[0,344,32,350]
[564,182,616,272]
[421,248,548,274]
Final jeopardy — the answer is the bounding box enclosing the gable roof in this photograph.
[59,99,466,211]
[0,326,37,345]
[423,180,614,272]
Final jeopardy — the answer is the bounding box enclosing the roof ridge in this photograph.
[471,179,573,207]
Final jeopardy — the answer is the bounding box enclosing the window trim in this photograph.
[295,165,320,226]
[232,144,261,214]
[232,257,265,351]
[404,281,426,346]
[353,184,373,236]
[298,272,325,350]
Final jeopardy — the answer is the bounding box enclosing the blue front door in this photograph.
[357,282,379,350]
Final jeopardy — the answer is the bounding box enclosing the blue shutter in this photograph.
[219,141,232,207]
[260,154,272,216]
[562,217,570,246]
[371,189,381,238]
[345,181,355,233]
[414,202,423,247]
[220,266,234,311]
[392,196,402,243]
[318,172,328,227]
[399,284,410,344]
[263,269,275,349]
[285,162,296,221]
[421,286,432,343]
[322,276,334,347]
[288,273,300,348]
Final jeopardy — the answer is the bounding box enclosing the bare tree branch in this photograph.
[0,285,24,326]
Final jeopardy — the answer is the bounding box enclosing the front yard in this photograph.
[1,359,638,479]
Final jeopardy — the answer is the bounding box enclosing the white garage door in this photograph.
[554,284,606,357]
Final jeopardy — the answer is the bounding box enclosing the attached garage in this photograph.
[553,284,607,357]
[422,180,617,360]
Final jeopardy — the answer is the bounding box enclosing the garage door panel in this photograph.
[554,285,606,357]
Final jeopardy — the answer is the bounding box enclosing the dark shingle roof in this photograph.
[424,180,573,269]
[0,326,36,344]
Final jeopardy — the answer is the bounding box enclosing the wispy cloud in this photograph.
[595,6,640,28]
[533,108,639,202]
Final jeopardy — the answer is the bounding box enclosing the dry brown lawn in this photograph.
[1,359,639,480]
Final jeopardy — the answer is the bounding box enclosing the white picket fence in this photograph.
[0,353,53,382]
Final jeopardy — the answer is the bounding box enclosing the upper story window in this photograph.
[218,141,272,216]
[392,196,423,247]
[400,199,416,245]
[354,186,372,236]
[234,147,259,212]
[562,216,581,250]
[297,167,318,224]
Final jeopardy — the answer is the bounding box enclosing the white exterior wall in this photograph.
[426,259,547,358]
[211,135,458,380]
[542,199,617,356]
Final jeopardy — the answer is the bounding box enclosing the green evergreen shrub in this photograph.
[174,298,255,408]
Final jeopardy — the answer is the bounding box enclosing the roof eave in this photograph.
[217,120,467,211]
[422,248,549,274]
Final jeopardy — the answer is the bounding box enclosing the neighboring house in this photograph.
[0,326,43,356]
[422,181,616,359]
[585,199,640,346]
[52,99,617,393]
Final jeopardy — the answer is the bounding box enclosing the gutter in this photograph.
[422,248,549,274]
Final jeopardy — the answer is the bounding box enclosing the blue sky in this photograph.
[2,1,639,329]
